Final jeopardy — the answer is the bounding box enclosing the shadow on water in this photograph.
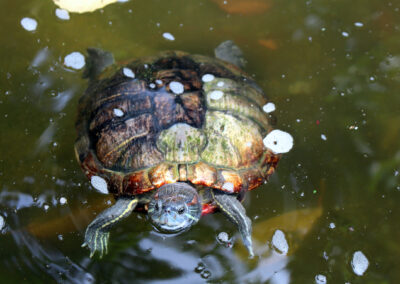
[1,0,400,283]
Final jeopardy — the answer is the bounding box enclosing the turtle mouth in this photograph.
[147,183,202,233]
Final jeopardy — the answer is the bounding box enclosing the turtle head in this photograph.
[148,183,202,233]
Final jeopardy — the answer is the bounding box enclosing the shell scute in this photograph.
[95,113,154,168]
[148,163,179,187]
[157,123,206,163]
[187,162,217,187]
[215,170,243,193]
[124,170,154,195]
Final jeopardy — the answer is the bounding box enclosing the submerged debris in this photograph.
[271,229,289,254]
[263,130,294,154]
[351,251,369,276]
[20,17,38,32]
[0,215,5,231]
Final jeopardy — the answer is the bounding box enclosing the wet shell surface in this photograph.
[75,51,280,196]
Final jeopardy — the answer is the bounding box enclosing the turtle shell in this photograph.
[75,51,280,197]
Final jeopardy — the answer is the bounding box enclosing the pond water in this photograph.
[1,0,399,283]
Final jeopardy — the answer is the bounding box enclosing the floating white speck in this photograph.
[321,134,327,141]
[123,67,135,78]
[217,81,224,87]
[163,32,175,41]
[113,108,124,117]
[55,8,70,20]
[315,274,327,284]
[354,22,364,27]
[156,79,163,85]
[222,182,234,192]
[64,52,85,70]
[149,83,156,88]
[329,222,336,229]
[263,130,294,154]
[59,197,67,205]
[21,17,37,31]
[342,31,349,37]
[262,102,276,113]
[272,229,289,254]
[44,204,50,211]
[209,90,224,100]
[91,176,109,194]
[169,81,184,94]
[202,74,215,82]
[217,232,229,243]
[0,215,5,231]
[351,251,369,276]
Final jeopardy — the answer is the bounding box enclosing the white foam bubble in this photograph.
[91,176,109,194]
[342,31,349,37]
[113,108,124,117]
[169,81,184,94]
[149,83,156,89]
[263,130,294,154]
[209,90,224,100]
[354,22,364,27]
[123,67,135,78]
[272,229,289,254]
[55,8,70,20]
[217,232,229,243]
[315,274,327,284]
[222,182,234,192]
[202,74,215,82]
[21,17,37,31]
[262,102,276,113]
[321,134,327,141]
[64,52,85,70]
[163,32,175,41]
[351,251,369,276]
[59,197,67,205]
[0,215,5,231]
[217,81,225,87]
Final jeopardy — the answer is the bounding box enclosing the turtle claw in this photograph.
[83,225,110,258]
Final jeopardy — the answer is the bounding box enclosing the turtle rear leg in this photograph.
[82,196,138,258]
[211,189,254,257]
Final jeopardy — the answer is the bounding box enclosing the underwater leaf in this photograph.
[234,207,322,258]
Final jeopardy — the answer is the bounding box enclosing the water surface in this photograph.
[1,0,399,283]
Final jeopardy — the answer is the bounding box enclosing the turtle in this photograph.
[75,41,282,258]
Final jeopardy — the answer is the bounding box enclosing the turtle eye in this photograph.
[178,207,185,214]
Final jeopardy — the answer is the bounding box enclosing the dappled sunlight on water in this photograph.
[1,0,400,282]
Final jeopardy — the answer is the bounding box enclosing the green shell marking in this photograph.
[203,78,270,131]
[157,123,206,163]
[201,111,263,168]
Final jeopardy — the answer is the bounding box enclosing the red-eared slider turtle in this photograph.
[75,41,292,258]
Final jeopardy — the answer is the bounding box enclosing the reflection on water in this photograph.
[1,0,400,282]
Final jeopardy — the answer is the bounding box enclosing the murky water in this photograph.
[1,0,399,283]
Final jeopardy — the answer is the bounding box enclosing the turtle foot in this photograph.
[82,226,110,258]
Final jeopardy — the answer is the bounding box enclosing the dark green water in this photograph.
[1,0,399,283]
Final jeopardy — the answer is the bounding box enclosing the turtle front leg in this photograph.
[82,196,138,258]
[211,190,254,257]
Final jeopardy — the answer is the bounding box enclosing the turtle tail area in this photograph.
[83,48,114,81]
